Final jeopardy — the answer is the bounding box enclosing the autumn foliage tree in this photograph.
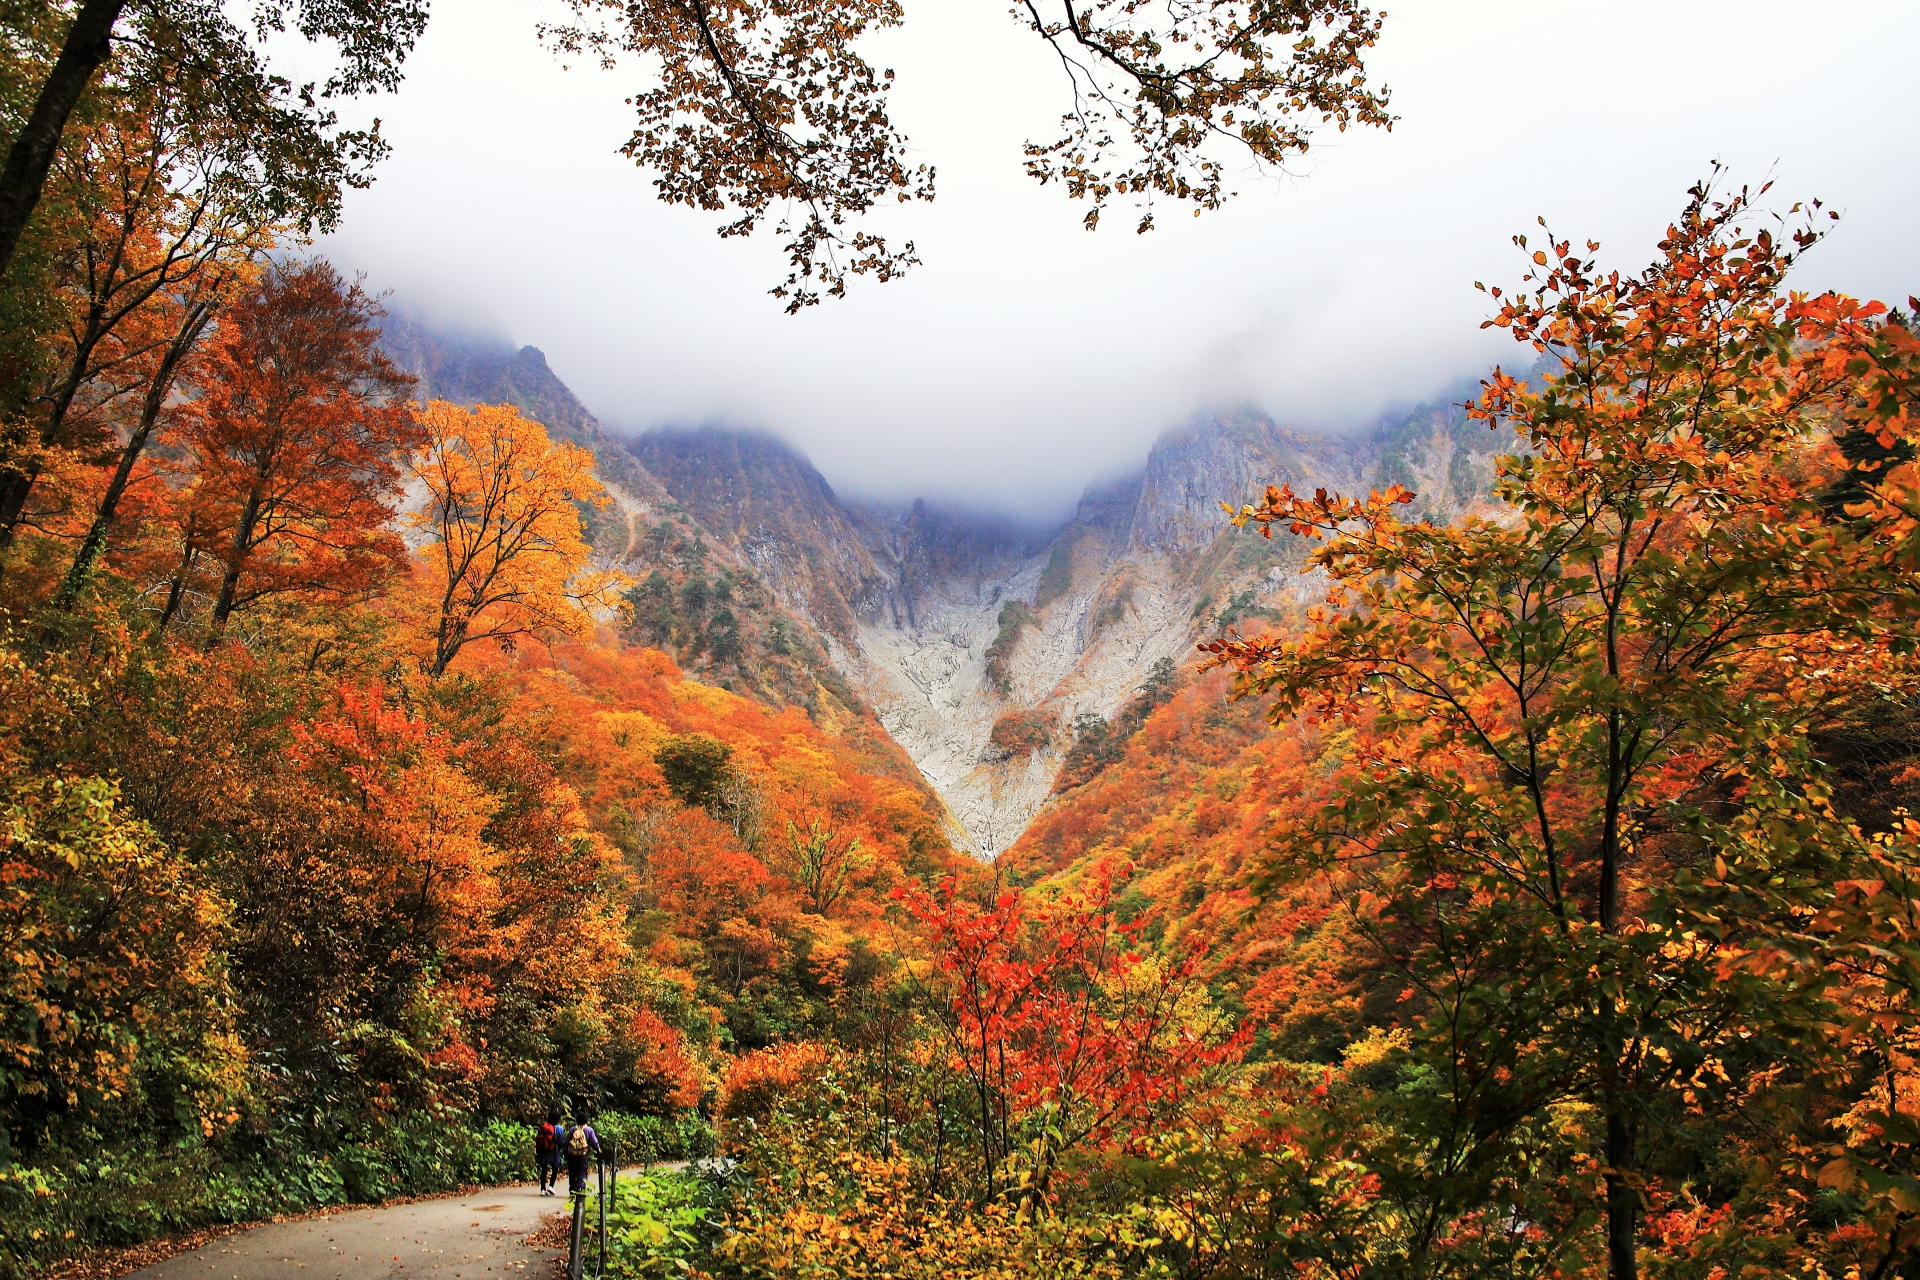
[4,0,1393,320]
[544,0,1391,306]
[47,78,297,607]
[0,0,425,281]
[0,758,238,1145]
[899,865,1245,1210]
[172,259,418,637]
[0,85,269,558]
[1208,180,1920,1278]
[408,400,629,678]
[782,812,871,916]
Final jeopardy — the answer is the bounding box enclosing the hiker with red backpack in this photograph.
[561,1112,600,1197]
[536,1107,566,1195]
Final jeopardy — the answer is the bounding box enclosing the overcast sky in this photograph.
[319,0,1920,518]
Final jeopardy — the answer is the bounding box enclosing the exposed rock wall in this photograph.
[627,404,1495,858]
[381,317,1505,858]
[631,426,897,643]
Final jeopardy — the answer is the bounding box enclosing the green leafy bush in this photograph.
[591,1111,714,1165]
[603,1170,717,1278]
[460,1118,534,1184]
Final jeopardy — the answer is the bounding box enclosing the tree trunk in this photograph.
[154,531,195,634]
[54,301,212,607]
[1605,1110,1638,1280]
[0,0,127,280]
[207,482,264,637]
[0,307,112,545]
[1598,769,1638,1280]
[430,604,467,677]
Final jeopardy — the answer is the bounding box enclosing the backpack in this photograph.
[565,1124,590,1158]
[537,1123,556,1154]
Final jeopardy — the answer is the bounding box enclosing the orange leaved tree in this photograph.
[43,80,289,607]
[407,400,630,678]
[1206,180,1920,1278]
[174,260,418,639]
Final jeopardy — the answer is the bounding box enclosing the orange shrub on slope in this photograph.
[716,1041,835,1131]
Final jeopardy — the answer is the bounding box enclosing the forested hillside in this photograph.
[5,0,1920,1273]
[377,324,946,830]
[359,314,1519,861]
[442,378,1516,859]
[0,247,966,1266]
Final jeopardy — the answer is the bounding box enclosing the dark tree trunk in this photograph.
[54,300,213,607]
[154,531,194,633]
[0,455,33,548]
[1605,1110,1638,1280]
[429,598,468,678]
[0,0,128,279]
[207,482,264,637]
[0,310,108,545]
[1597,703,1637,1278]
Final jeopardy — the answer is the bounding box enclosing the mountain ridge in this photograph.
[623,399,1504,857]
[380,321,1504,857]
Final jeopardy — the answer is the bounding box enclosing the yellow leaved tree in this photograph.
[408,400,631,678]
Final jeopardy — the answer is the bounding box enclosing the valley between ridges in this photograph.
[383,316,1507,858]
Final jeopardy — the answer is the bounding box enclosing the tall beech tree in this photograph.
[38,85,286,604]
[408,400,628,678]
[181,259,417,638]
[0,80,276,550]
[1207,182,1920,1277]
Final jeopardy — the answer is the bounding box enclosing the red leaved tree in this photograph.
[170,259,418,638]
[898,864,1247,1212]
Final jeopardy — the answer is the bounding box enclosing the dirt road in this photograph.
[128,1182,567,1280]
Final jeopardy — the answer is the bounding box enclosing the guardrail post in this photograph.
[568,1189,585,1280]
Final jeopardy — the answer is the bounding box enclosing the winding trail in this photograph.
[129,1183,565,1280]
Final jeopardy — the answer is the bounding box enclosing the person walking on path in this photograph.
[537,1107,565,1196]
[562,1114,599,1197]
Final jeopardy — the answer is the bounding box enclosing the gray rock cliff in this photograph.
[382,319,1505,858]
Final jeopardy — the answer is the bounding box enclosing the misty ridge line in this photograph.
[377,305,1493,530]
[623,380,1493,533]
[378,305,1518,857]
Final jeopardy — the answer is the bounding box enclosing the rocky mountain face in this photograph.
[380,317,664,506]
[625,399,1506,858]
[382,321,1504,858]
[630,427,897,643]
[377,322,909,784]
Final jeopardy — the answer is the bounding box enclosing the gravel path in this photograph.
[127,1182,569,1280]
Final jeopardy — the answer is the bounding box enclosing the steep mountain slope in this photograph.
[380,318,1506,859]
[631,427,897,642]
[632,399,1507,857]
[377,322,937,814]
[989,663,1401,1068]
